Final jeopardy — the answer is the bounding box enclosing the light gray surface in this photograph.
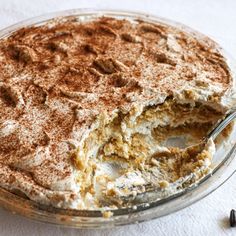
[0,0,236,235]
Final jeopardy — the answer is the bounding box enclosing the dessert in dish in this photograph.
[0,16,235,210]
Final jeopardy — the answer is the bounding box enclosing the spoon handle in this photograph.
[208,111,236,141]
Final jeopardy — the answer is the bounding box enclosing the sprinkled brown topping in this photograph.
[0,16,233,209]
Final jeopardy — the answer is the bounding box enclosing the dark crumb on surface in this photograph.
[230,209,236,227]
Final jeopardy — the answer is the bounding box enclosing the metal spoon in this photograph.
[119,110,236,204]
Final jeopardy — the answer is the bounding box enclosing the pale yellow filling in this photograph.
[71,99,224,208]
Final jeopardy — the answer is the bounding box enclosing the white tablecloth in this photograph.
[0,0,236,235]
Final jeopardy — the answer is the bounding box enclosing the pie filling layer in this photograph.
[71,99,224,208]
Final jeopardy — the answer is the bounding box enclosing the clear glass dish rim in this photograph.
[0,8,236,229]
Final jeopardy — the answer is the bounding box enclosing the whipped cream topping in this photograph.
[0,15,235,210]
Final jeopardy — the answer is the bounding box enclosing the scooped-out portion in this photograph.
[71,98,224,209]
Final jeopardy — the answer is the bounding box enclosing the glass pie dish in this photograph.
[0,9,236,228]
